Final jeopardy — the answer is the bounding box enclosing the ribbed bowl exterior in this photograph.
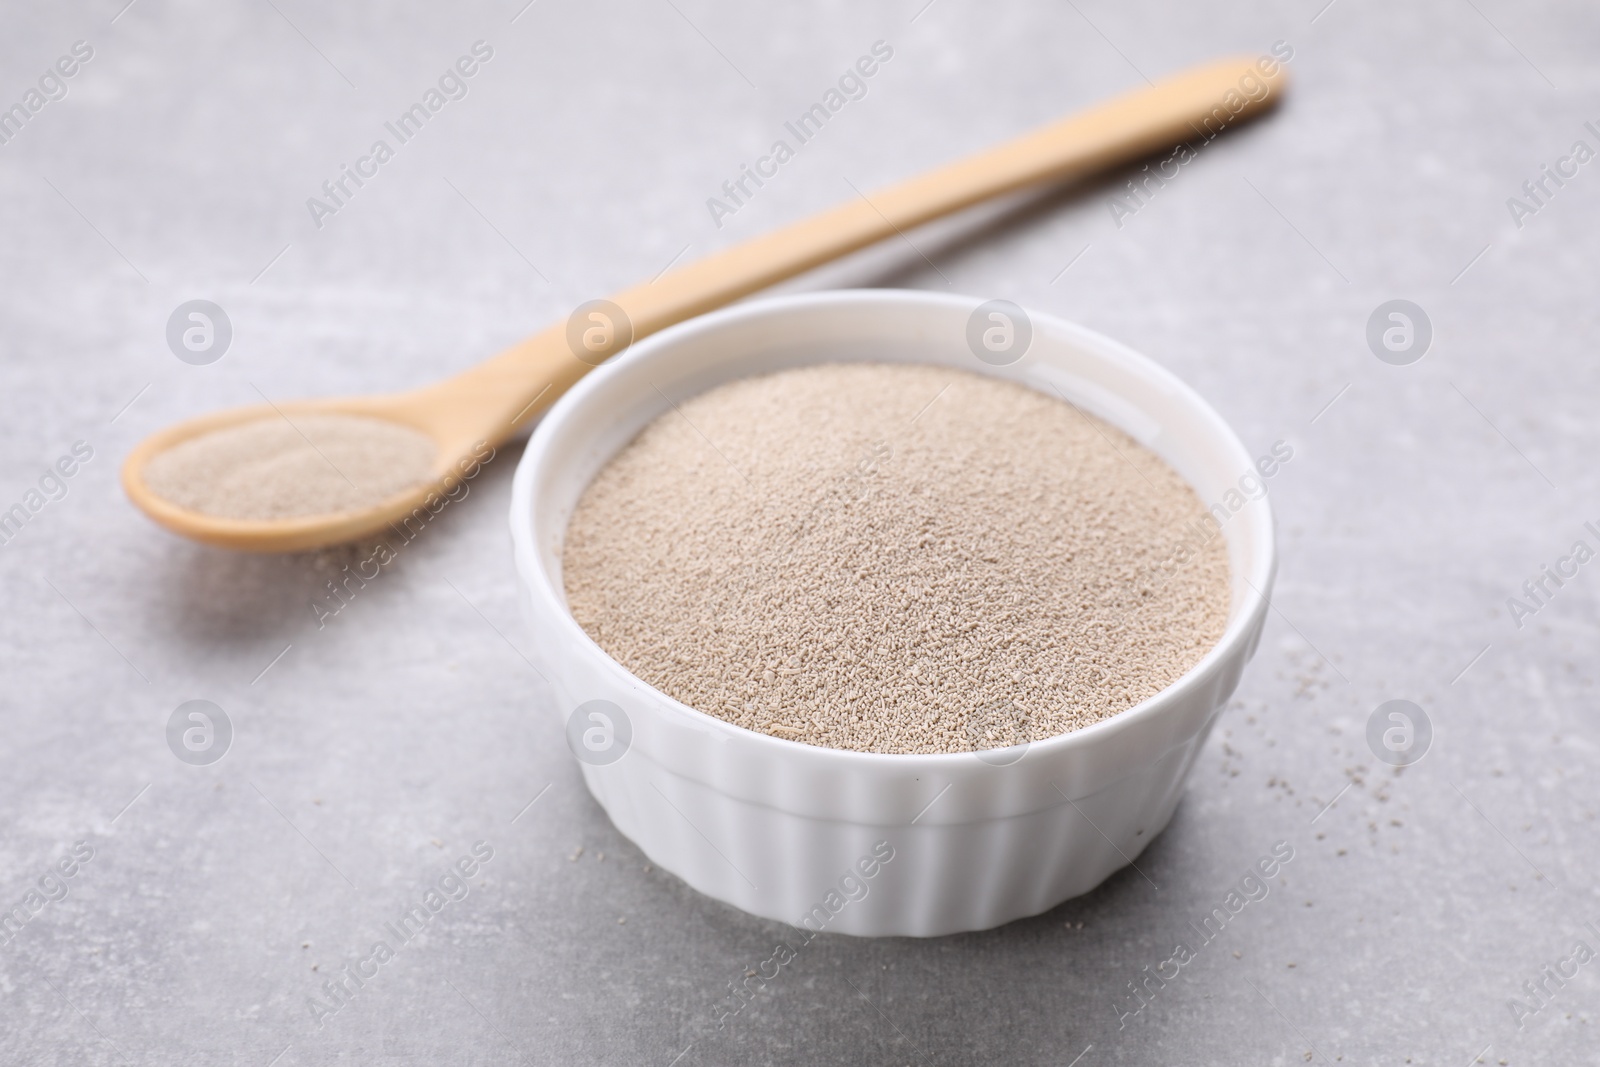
[511,291,1274,937]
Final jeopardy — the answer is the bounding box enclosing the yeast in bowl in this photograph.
[509,290,1274,937]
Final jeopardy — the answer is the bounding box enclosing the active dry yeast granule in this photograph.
[144,413,436,520]
[562,363,1230,755]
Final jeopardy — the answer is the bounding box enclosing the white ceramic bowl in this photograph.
[509,290,1274,937]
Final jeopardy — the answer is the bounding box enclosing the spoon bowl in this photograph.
[121,322,588,551]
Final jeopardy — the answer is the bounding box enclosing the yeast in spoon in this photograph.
[142,413,435,520]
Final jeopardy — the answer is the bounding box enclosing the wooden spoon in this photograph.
[123,55,1287,552]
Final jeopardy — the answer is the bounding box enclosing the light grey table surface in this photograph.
[3,1,1598,1064]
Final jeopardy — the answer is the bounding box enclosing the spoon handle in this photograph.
[431,54,1287,443]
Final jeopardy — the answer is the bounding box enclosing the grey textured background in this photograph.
[2,0,1598,1064]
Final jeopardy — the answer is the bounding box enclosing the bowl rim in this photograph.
[509,288,1275,770]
